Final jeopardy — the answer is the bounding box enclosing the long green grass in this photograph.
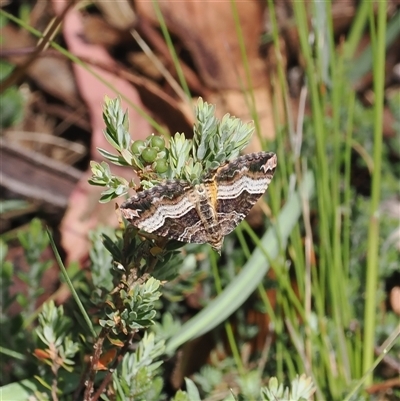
[255,0,398,398]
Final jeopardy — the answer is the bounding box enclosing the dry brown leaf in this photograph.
[0,24,81,107]
[135,0,267,90]
[95,0,136,31]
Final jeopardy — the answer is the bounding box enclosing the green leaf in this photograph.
[99,190,119,203]
[0,379,43,400]
[184,378,201,401]
[0,199,29,214]
[97,147,130,166]
[0,86,24,128]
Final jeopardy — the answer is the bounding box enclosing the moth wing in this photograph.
[120,180,210,244]
[214,152,277,236]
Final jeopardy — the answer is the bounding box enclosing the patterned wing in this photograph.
[120,180,211,244]
[213,152,277,236]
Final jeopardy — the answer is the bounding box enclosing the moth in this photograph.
[120,152,277,253]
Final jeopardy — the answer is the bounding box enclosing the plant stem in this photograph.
[362,0,386,385]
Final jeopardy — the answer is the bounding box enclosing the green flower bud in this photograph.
[141,147,158,163]
[131,140,146,155]
[148,135,165,150]
[153,159,168,173]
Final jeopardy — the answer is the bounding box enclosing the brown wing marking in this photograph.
[213,152,277,236]
[120,180,211,244]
